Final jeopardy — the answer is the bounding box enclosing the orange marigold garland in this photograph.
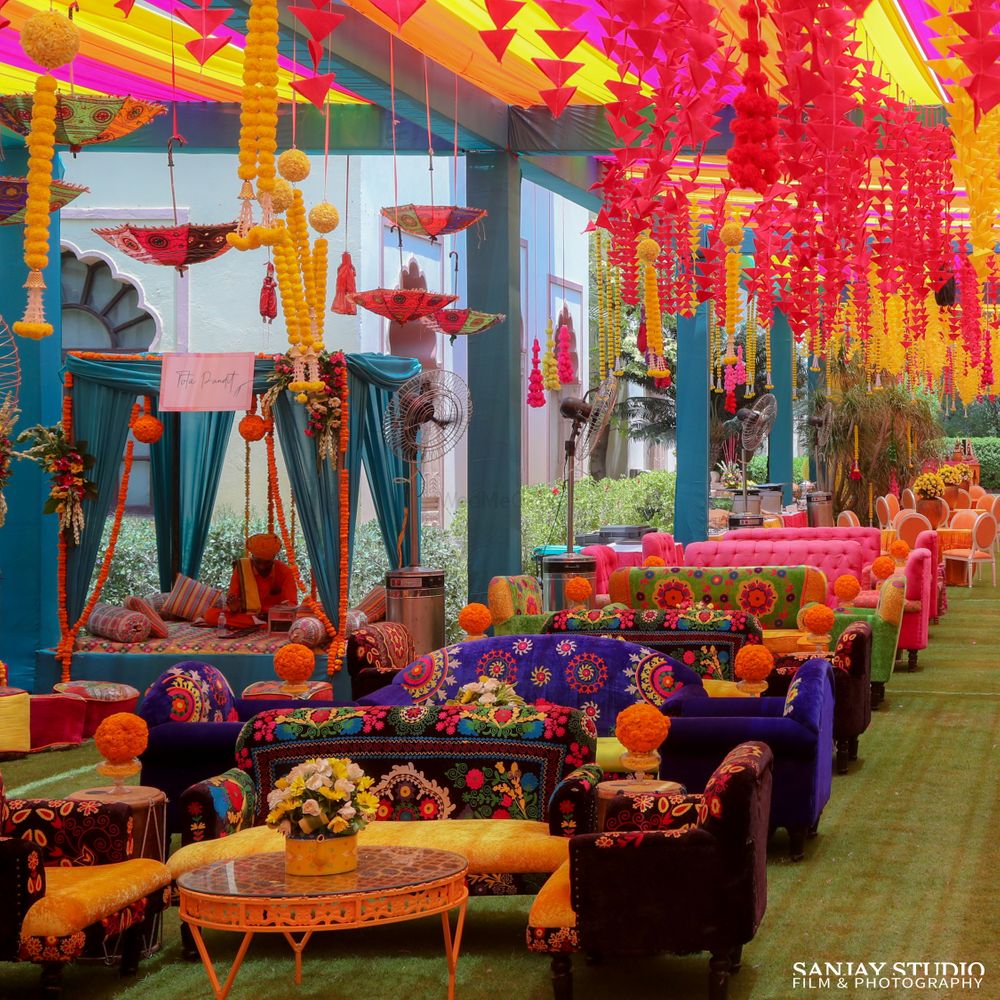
[734,644,774,682]
[615,702,671,752]
[833,574,862,604]
[94,712,148,764]
[274,642,316,684]
[564,576,593,603]
[800,603,835,636]
[889,539,910,562]
[458,603,492,636]
[871,555,896,581]
[132,396,163,444]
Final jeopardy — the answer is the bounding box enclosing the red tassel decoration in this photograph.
[332,251,357,315]
[259,262,278,324]
[556,323,575,383]
[527,338,546,407]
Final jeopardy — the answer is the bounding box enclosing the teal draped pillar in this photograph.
[674,301,711,544]
[769,311,794,505]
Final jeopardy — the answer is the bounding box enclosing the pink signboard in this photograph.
[159,353,256,412]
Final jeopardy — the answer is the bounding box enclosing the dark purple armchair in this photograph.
[527,742,773,1000]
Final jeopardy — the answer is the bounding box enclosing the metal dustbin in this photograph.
[385,568,445,657]
[728,512,766,530]
[541,552,597,612]
[807,491,835,527]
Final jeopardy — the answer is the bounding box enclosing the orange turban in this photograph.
[247,532,282,560]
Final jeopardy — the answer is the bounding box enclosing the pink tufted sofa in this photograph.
[721,527,934,669]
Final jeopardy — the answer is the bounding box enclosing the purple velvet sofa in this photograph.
[659,658,835,860]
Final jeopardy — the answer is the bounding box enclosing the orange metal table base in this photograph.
[179,873,468,1000]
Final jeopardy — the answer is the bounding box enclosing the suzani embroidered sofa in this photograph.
[527,742,773,1000]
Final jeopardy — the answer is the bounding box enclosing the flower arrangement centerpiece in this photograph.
[717,460,743,490]
[833,574,861,606]
[913,472,945,500]
[457,602,492,641]
[615,702,670,777]
[452,675,524,708]
[266,757,378,875]
[797,603,835,652]
[94,712,148,792]
[734,644,774,696]
[274,642,315,695]
[938,464,962,487]
[0,397,19,528]
[953,462,972,489]
[15,423,96,544]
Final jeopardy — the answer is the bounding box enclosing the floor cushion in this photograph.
[0,686,30,757]
[52,680,140,738]
[125,595,170,639]
[169,819,570,881]
[86,603,151,644]
[138,661,238,726]
[29,693,86,751]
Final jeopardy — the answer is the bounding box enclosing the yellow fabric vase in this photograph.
[285,834,357,876]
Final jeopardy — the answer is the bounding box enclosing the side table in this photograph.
[596,778,685,831]
[68,783,167,957]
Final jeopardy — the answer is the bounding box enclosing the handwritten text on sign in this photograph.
[159,353,255,412]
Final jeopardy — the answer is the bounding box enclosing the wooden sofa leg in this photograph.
[907,649,918,672]
[789,826,807,861]
[849,737,860,761]
[551,953,573,1000]
[40,963,63,997]
[709,952,732,1000]
[836,739,849,775]
[871,683,885,710]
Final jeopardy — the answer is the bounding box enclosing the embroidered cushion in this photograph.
[86,603,152,644]
[138,661,238,726]
[161,575,222,622]
[125,595,169,638]
[288,616,326,648]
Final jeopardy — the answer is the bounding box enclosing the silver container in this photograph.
[541,553,597,612]
[730,489,761,515]
[807,491,835,527]
[728,512,766,530]
[757,486,783,515]
[386,567,446,657]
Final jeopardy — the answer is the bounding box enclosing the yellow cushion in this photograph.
[170,820,569,881]
[596,736,626,773]
[528,860,575,929]
[0,689,30,754]
[762,629,807,655]
[21,859,171,939]
[703,679,751,698]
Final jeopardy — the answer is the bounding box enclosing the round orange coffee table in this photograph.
[178,846,468,1000]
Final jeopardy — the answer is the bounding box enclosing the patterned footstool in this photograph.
[53,681,141,738]
[29,693,87,751]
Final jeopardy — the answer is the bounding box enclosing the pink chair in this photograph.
[642,531,683,565]
[580,544,620,599]
[944,512,997,587]
[837,510,860,527]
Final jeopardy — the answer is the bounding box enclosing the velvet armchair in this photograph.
[527,742,773,1000]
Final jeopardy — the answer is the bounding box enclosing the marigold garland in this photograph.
[734,643,774,682]
[132,397,163,444]
[643,555,666,567]
[801,603,835,636]
[94,712,148,764]
[564,576,592,603]
[615,702,670,753]
[889,539,910,562]
[274,642,316,684]
[833,574,861,604]
[458,603,492,636]
[871,555,896,581]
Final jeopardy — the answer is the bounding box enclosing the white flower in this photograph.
[301,798,322,816]
[334,777,355,796]
[338,804,357,820]
[479,692,498,705]
[267,788,289,810]
[305,773,327,791]
[482,678,500,691]
[346,762,364,782]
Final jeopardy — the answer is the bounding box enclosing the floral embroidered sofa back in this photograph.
[362,634,703,737]
[607,566,828,630]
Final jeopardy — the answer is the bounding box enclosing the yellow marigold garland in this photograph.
[542,318,561,391]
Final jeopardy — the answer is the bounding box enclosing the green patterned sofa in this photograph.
[488,574,548,635]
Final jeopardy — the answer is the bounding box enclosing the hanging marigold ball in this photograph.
[265,178,294,214]
[309,201,340,234]
[636,237,660,263]
[239,413,268,441]
[720,220,743,247]
[20,11,80,69]
[132,413,164,444]
[277,149,310,183]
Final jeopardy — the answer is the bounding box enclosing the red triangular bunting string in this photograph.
[185,36,230,65]
[480,28,516,63]
[539,86,576,117]
[536,0,587,28]
[289,7,344,43]
[536,28,586,59]
[175,7,232,37]
[368,0,425,27]
[532,58,583,88]
[308,38,323,70]
[485,0,524,29]
[291,72,336,109]
[113,0,136,16]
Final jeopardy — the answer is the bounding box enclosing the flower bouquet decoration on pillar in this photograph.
[734,644,774,696]
[267,757,379,876]
[93,713,148,793]
[615,703,670,780]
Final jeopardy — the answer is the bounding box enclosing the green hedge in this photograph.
[747,454,809,484]
[939,438,1000,490]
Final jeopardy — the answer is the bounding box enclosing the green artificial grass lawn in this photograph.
[3,579,1000,999]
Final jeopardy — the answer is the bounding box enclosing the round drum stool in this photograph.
[29,692,86,751]
[53,680,140,738]
[241,680,334,700]
[0,686,30,760]
[595,778,686,831]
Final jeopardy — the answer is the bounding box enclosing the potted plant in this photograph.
[913,472,946,527]
[953,462,972,492]
[937,464,962,504]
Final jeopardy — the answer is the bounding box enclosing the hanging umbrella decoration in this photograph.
[380,204,486,243]
[428,251,505,344]
[0,177,88,225]
[349,287,457,324]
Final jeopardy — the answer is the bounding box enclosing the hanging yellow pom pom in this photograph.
[268,178,294,214]
[20,11,80,70]
[278,149,311,182]
[720,220,743,247]
[636,237,659,263]
[308,202,340,234]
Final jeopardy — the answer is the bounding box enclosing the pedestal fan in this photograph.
[382,369,472,655]
[541,374,619,611]
[727,392,777,528]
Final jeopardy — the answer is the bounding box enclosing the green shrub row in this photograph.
[938,438,1000,491]
[746,454,809,485]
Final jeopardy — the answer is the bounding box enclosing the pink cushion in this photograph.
[851,590,879,609]
[580,545,618,596]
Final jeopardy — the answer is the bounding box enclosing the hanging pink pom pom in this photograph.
[556,323,575,383]
[527,337,546,408]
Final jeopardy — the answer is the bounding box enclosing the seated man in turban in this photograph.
[204,533,298,629]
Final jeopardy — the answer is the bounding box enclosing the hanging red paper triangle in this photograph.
[532,58,583,88]
[289,6,344,42]
[185,36,230,65]
[113,0,136,16]
[536,0,587,28]
[175,7,232,37]
[308,38,324,70]
[536,29,586,59]
[291,73,336,110]
[480,28,516,63]
[539,85,576,117]
[485,0,524,29]
[368,0,425,27]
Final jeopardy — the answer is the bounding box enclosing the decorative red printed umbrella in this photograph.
[431,308,506,343]
[381,204,486,241]
[0,177,88,225]
[350,289,457,323]
[93,222,237,274]
[0,94,165,154]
